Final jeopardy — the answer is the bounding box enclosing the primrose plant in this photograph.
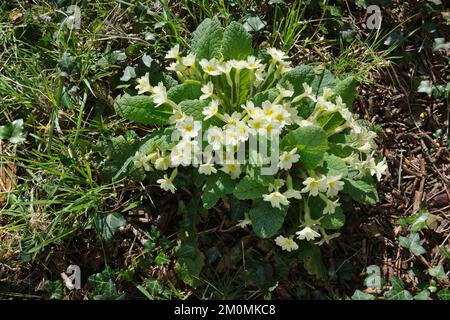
[114,18,387,254]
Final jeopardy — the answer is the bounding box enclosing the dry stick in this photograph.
[420,139,450,201]
[412,158,426,213]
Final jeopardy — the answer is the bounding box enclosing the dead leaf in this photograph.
[0,155,16,204]
[9,10,24,23]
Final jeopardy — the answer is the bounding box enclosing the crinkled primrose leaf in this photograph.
[113,18,387,281]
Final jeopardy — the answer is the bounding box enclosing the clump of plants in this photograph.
[113,17,387,282]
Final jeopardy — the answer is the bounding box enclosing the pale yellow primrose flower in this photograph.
[133,151,151,172]
[151,82,168,107]
[199,58,222,76]
[323,198,341,215]
[246,56,263,70]
[154,156,171,171]
[267,47,288,63]
[135,73,152,94]
[206,126,224,151]
[284,188,302,200]
[202,99,219,120]
[296,226,321,241]
[181,54,196,67]
[301,176,327,196]
[165,44,180,60]
[367,158,388,181]
[263,191,290,209]
[200,82,214,100]
[157,174,176,193]
[198,163,217,175]
[237,213,252,229]
[278,148,300,170]
[325,175,345,198]
[220,163,241,180]
[275,235,299,252]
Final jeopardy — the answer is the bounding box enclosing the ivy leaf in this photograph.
[167,80,202,103]
[0,119,25,144]
[243,16,266,32]
[428,264,448,281]
[351,290,375,300]
[414,290,430,300]
[411,209,429,233]
[399,233,426,256]
[385,277,413,300]
[114,95,172,126]
[281,125,328,169]
[343,174,379,205]
[432,38,450,52]
[201,171,236,209]
[417,80,433,97]
[221,21,253,60]
[94,212,127,242]
[120,66,136,82]
[249,199,287,238]
[438,288,450,300]
[191,17,224,60]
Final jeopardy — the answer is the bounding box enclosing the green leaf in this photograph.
[298,244,327,279]
[281,125,328,169]
[432,38,450,52]
[280,65,316,96]
[343,175,379,205]
[385,289,413,300]
[95,129,173,181]
[120,66,136,82]
[333,77,356,109]
[94,212,127,242]
[385,277,413,300]
[167,80,202,103]
[178,99,209,121]
[411,209,429,233]
[417,80,433,97]
[321,209,345,230]
[201,171,235,209]
[438,288,450,300]
[191,17,224,60]
[281,65,335,97]
[221,21,253,60]
[114,95,172,126]
[428,264,448,281]
[399,233,426,256]
[249,199,287,238]
[320,153,348,177]
[0,119,25,144]
[175,242,205,287]
[243,16,266,32]
[316,112,345,135]
[351,290,375,300]
[252,89,278,106]
[414,290,430,300]
[44,280,65,300]
[233,175,269,200]
[88,266,125,300]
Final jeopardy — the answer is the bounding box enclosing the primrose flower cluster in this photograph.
[130,43,387,251]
